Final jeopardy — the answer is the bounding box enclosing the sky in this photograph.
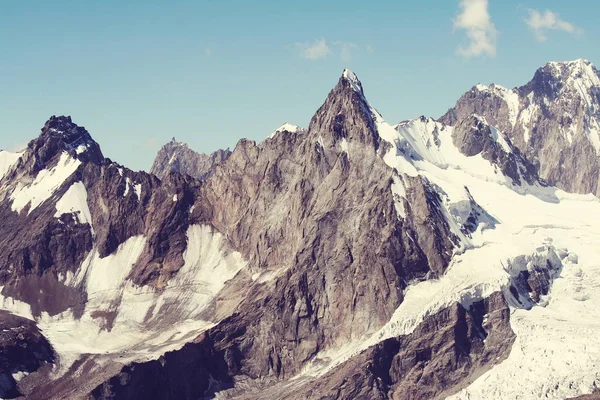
[0,0,598,171]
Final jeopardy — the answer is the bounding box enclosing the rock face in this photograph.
[441,59,600,195]
[451,115,538,186]
[0,311,54,399]
[286,292,514,400]
[0,116,204,316]
[150,139,231,180]
[186,70,458,380]
[0,71,462,399]
[0,62,599,399]
[86,72,478,400]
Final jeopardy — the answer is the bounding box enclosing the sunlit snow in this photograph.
[54,181,93,229]
[10,152,81,214]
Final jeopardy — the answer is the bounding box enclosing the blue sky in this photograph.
[0,0,597,170]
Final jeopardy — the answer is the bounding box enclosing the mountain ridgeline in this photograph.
[0,60,598,399]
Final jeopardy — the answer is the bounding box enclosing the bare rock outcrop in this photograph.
[150,139,231,180]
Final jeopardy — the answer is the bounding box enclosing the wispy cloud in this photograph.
[204,48,212,56]
[294,39,364,61]
[524,9,582,42]
[453,0,497,58]
[335,41,358,62]
[295,38,331,60]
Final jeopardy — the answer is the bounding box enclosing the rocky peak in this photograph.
[308,69,379,149]
[526,59,600,105]
[453,115,507,157]
[150,140,231,180]
[452,115,538,186]
[341,68,364,95]
[544,59,598,82]
[28,115,104,170]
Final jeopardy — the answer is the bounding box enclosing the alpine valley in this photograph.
[1,59,600,400]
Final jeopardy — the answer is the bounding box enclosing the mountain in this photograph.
[150,139,232,180]
[0,62,599,399]
[441,58,600,196]
[267,123,304,139]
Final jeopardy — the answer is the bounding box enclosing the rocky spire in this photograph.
[28,115,104,170]
[308,69,380,149]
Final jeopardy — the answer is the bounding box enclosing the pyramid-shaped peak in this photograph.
[341,69,364,95]
[307,69,380,148]
[33,115,104,165]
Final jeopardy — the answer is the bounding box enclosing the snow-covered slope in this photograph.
[286,75,600,399]
[0,224,246,382]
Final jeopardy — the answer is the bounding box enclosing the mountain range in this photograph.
[0,60,599,399]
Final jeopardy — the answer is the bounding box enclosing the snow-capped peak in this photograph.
[547,58,595,71]
[543,59,600,88]
[342,69,364,94]
[268,123,301,139]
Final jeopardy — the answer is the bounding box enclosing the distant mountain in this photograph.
[441,58,600,196]
[150,139,231,180]
[0,62,598,399]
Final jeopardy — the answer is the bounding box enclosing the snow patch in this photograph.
[339,138,349,155]
[342,69,363,94]
[75,236,146,306]
[268,123,300,139]
[123,178,131,197]
[489,125,512,153]
[390,174,406,219]
[133,183,142,200]
[12,371,29,382]
[0,225,247,378]
[10,152,81,214]
[54,181,93,231]
[75,145,87,154]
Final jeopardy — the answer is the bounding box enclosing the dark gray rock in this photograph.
[0,311,54,399]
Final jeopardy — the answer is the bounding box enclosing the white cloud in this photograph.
[334,41,358,62]
[524,9,582,42]
[453,0,497,58]
[296,38,331,60]
[204,48,212,56]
